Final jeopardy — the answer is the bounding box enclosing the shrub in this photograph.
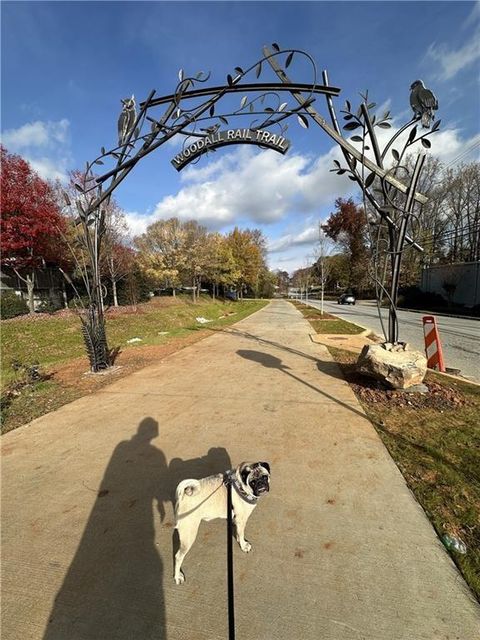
[37,298,62,314]
[67,295,91,310]
[116,270,153,306]
[397,285,446,309]
[0,290,29,319]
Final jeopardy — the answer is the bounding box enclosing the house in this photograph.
[0,266,68,311]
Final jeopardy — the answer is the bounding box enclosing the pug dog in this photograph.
[173,461,271,584]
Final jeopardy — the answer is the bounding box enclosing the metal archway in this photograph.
[65,44,439,371]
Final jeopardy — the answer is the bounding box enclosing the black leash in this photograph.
[226,478,236,640]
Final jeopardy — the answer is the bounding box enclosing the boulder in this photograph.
[356,342,427,389]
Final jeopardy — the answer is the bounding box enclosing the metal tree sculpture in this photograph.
[324,85,439,343]
[67,43,437,370]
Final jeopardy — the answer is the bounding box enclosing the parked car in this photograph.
[338,293,356,305]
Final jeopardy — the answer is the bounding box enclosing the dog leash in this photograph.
[224,475,236,640]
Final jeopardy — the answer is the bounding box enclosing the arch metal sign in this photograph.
[68,43,440,371]
[171,128,291,170]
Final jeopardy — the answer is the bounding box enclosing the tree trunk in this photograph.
[320,262,324,315]
[13,266,36,313]
[27,272,35,313]
[112,279,119,307]
[61,277,68,308]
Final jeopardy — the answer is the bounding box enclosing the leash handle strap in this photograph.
[227,479,235,640]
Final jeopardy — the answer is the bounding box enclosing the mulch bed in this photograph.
[335,359,471,411]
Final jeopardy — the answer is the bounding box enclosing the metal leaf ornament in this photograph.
[117,95,137,145]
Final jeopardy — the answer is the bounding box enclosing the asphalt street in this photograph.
[304,299,480,382]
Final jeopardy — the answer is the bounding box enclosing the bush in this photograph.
[116,270,153,306]
[67,295,91,310]
[37,298,62,314]
[397,285,446,309]
[0,291,29,319]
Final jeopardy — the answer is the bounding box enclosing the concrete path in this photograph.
[2,300,479,640]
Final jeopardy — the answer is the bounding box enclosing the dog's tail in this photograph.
[175,479,201,519]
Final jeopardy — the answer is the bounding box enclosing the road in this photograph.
[305,299,480,382]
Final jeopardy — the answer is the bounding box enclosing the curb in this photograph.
[426,368,480,387]
[382,306,479,321]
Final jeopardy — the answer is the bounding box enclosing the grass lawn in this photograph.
[1,295,267,433]
[328,346,480,602]
[290,300,365,334]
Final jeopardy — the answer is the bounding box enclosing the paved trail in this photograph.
[2,300,479,639]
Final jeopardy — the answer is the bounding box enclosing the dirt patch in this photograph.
[331,350,471,411]
[51,329,211,394]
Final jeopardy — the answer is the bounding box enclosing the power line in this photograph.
[409,224,480,244]
[442,141,480,170]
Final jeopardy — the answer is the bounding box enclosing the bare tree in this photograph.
[100,202,133,306]
[313,224,333,314]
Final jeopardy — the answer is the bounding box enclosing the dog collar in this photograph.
[224,470,259,505]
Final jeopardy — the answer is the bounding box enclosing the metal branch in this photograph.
[263,46,428,205]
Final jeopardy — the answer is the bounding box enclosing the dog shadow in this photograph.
[42,419,231,640]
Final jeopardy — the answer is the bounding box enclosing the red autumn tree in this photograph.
[321,197,370,291]
[0,146,67,313]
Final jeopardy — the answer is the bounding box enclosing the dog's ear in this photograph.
[260,462,270,474]
[240,465,251,485]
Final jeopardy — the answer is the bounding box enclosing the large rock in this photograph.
[356,342,427,389]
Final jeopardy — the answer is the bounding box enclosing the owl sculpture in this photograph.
[410,80,438,129]
[117,95,137,145]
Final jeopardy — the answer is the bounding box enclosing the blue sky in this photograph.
[2,1,479,273]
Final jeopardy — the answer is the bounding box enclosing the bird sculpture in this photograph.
[117,95,137,145]
[200,124,221,136]
[410,80,438,129]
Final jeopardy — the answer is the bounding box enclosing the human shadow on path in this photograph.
[236,349,368,420]
[43,418,168,640]
[211,326,345,378]
[43,418,232,640]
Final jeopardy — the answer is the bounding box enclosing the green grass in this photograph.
[1,296,267,433]
[1,296,266,387]
[328,346,480,602]
[290,300,365,334]
[1,380,82,434]
[308,318,365,334]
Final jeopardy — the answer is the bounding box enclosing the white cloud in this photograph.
[426,5,480,81]
[148,144,354,229]
[27,156,68,182]
[463,2,480,29]
[124,209,159,238]
[2,119,69,150]
[1,119,72,182]
[345,115,480,169]
[125,113,479,263]
[268,225,319,253]
[427,38,480,81]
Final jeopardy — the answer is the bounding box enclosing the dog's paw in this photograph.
[240,540,252,553]
[174,571,185,585]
